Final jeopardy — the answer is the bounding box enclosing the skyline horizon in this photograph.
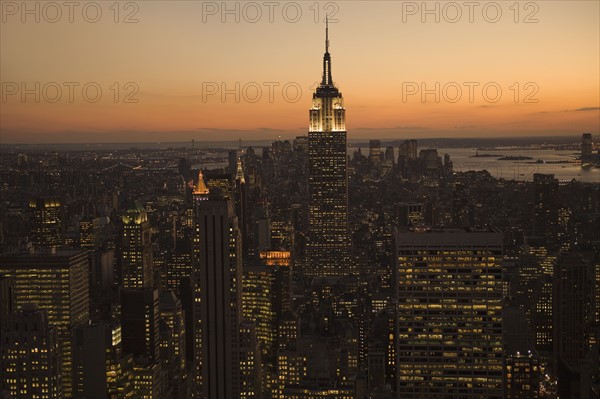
[1,1,599,143]
[1,131,598,146]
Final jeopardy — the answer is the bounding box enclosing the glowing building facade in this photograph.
[306,20,351,278]
[121,202,153,289]
[395,227,504,398]
[0,249,89,399]
[30,197,63,249]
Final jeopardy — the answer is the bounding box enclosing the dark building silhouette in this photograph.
[73,321,134,399]
[553,252,595,398]
[581,133,593,160]
[120,288,160,362]
[0,275,14,335]
[192,178,244,398]
[532,174,558,241]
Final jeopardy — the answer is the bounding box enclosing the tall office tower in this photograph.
[306,21,351,278]
[0,304,61,399]
[408,140,418,159]
[553,252,595,398]
[0,249,89,399]
[242,264,277,395]
[398,139,418,161]
[369,139,382,168]
[120,288,160,362]
[30,197,63,248]
[395,227,504,398]
[242,264,276,357]
[228,150,239,174]
[159,291,187,392]
[516,240,556,356]
[419,148,442,170]
[381,146,395,175]
[259,250,292,316]
[121,202,153,289]
[532,174,559,241]
[235,159,249,259]
[581,133,593,160]
[192,187,243,398]
[73,322,134,399]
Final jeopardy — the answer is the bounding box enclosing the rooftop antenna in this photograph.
[325,16,329,53]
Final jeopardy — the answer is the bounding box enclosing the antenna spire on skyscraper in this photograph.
[321,16,333,87]
[326,16,329,53]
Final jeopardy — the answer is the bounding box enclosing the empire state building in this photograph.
[306,20,352,278]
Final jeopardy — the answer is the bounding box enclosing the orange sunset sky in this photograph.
[1,0,599,143]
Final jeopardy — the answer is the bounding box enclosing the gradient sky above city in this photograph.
[1,0,599,143]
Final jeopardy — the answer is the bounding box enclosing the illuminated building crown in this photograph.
[193,170,210,196]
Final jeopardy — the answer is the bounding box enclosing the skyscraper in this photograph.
[29,197,63,249]
[553,252,595,398]
[306,20,351,278]
[192,180,243,398]
[0,249,89,399]
[120,288,160,362]
[121,202,153,289]
[532,173,558,241]
[395,227,504,398]
[369,139,382,168]
[581,133,593,160]
[159,290,188,394]
[398,139,418,161]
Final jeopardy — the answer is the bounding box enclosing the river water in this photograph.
[436,148,599,183]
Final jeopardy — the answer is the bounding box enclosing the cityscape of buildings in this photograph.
[1,20,600,399]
